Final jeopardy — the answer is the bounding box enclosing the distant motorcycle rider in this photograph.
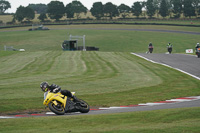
[147,42,153,54]
[40,81,78,102]
[167,42,173,54]
[195,43,200,58]
[195,43,200,50]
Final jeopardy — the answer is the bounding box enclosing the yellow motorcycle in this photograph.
[43,91,90,115]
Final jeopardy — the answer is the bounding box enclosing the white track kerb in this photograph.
[131,53,200,80]
[98,96,200,109]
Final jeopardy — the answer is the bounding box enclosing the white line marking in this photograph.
[99,108,112,110]
[166,99,193,102]
[0,116,15,119]
[140,103,166,106]
[109,107,130,109]
[188,96,200,99]
[46,112,55,115]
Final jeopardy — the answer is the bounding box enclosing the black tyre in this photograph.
[76,99,90,113]
[149,48,153,53]
[168,48,172,54]
[48,101,65,115]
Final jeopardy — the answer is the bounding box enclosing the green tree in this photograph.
[72,1,87,19]
[104,2,119,19]
[47,1,65,21]
[166,0,173,17]
[153,0,161,17]
[28,4,47,14]
[146,0,156,18]
[192,0,200,17]
[14,6,35,22]
[38,13,47,21]
[159,0,169,18]
[14,6,25,22]
[65,1,87,19]
[24,6,35,21]
[118,4,131,19]
[0,0,11,14]
[171,0,182,18]
[132,2,142,18]
[183,0,195,18]
[66,3,74,19]
[90,2,104,20]
[199,8,200,16]
[141,1,147,17]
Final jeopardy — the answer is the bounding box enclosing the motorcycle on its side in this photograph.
[43,92,90,115]
[196,48,200,58]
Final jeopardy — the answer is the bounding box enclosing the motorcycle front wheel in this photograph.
[76,99,90,113]
[48,101,65,115]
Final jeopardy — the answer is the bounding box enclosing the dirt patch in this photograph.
[0,109,48,116]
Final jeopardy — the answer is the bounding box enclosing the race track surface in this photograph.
[134,53,200,79]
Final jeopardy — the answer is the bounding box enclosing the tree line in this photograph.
[1,0,200,23]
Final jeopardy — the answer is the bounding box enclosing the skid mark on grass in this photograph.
[0,52,48,74]
[81,52,118,81]
[18,51,61,73]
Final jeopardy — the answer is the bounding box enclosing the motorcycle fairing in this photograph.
[65,97,76,113]
[43,92,67,108]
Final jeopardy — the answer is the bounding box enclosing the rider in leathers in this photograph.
[40,81,78,102]
[167,42,172,47]
[195,43,200,50]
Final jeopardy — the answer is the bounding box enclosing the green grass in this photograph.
[0,25,199,53]
[0,51,199,113]
[0,107,200,133]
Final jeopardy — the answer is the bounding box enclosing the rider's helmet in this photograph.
[40,81,49,92]
[197,43,200,46]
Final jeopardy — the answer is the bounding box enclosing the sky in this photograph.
[6,0,140,13]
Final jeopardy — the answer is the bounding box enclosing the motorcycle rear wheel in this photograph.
[76,99,90,113]
[48,101,65,115]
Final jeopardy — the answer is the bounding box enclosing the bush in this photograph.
[6,21,14,25]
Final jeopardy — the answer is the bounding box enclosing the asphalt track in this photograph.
[135,53,200,79]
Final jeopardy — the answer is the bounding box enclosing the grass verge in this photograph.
[0,52,199,113]
[0,107,200,133]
